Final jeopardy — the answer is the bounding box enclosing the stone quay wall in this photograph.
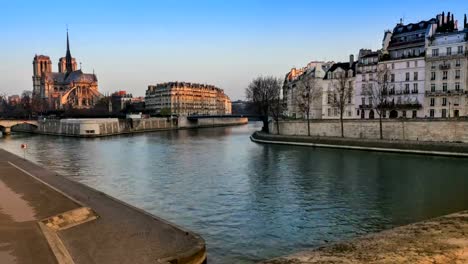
[270,119,468,143]
[21,116,248,137]
[34,118,176,137]
[178,116,248,129]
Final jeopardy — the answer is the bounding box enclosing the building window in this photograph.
[430,98,435,106]
[430,109,435,117]
[443,83,447,92]
[431,84,436,92]
[442,109,447,118]
[431,72,436,80]
[406,61,410,68]
[456,59,461,67]
[328,108,331,116]
[414,72,418,80]
[334,108,338,116]
[412,83,418,93]
[455,82,460,91]
[447,47,452,56]
[391,63,395,69]
[432,49,439,57]
[415,60,418,67]
[405,72,410,81]
[458,46,463,54]
[404,84,410,94]
[347,111,351,117]
[455,70,460,79]
[412,110,417,118]
[361,97,365,106]
[431,63,436,70]
[362,75,366,81]
[443,71,448,80]
[442,98,447,106]
[402,111,407,118]
[391,74,395,82]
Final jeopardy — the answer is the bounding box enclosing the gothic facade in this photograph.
[32,32,100,110]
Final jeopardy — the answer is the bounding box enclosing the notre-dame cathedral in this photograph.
[32,32,101,110]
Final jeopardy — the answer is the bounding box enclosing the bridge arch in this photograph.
[0,120,38,136]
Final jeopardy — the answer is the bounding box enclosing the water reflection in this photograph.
[1,123,468,263]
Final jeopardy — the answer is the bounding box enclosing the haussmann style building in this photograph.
[145,82,232,116]
[424,16,468,118]
[32,31,100,110]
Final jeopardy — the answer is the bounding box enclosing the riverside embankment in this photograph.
[0,148,206,264]
[8,116,248,137]
[251,131,468,157]
[261,210,468,263]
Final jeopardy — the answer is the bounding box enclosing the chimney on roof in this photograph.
[349,54,354,67]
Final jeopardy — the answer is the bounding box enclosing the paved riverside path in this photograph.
[251,131,468,157]
[260,211,468,264]
[0,148,206,264]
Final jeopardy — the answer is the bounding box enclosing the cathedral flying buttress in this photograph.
[32,31,101,110]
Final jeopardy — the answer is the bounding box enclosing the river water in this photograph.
[1,123,468,263]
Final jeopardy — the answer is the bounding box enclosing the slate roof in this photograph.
[323,62,357,80]
[45,70,98,84]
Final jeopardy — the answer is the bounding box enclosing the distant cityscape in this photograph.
[1,11,467,121]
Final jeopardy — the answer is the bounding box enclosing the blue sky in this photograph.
[1,0,466,100]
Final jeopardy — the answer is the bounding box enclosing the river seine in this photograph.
[1,123,468,263]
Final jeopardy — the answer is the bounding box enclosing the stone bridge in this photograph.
[0,120,38,136]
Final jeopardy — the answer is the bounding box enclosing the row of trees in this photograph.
[0,91,37,118]
[245,65,393,140]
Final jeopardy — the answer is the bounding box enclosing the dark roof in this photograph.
[323,62,357,80]
[392,18,436,35]
[45,70,98,84]
[388,18,437,50]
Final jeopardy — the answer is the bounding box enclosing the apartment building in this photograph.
[145,82,231,116]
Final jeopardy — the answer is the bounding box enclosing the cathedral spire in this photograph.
[65,29,73,73]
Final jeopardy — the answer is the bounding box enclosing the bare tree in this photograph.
[369,65,392,139]
[246,76,282,134]
[330,71,354,137]
[295,74,320,136]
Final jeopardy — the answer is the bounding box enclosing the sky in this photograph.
[1,0,466,100]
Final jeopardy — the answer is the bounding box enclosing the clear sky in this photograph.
[1,0,466,100]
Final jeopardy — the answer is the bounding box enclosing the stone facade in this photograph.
[425,30,468,118]
[322,58,357,119]
[145,82,231,116]
[282,61,332,119]
[355,49,380,119]
[270,119,468,143]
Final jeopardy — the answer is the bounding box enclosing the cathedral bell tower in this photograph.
[32,55,52,97]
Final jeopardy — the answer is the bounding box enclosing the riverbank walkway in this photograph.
[261,211,468,263]
[251,131,468,157]
[0,148,206,264]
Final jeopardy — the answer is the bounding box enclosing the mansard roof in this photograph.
[392,18,437,35]
[45,70,98,84]
[323,62,357,80]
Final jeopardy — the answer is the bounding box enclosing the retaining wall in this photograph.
[270,119,468,143]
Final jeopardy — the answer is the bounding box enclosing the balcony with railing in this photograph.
[425,89,466,96]
[439,64,451,70]
[426,50,468,60]
[359,104,373,109]
[378,102,422,109]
